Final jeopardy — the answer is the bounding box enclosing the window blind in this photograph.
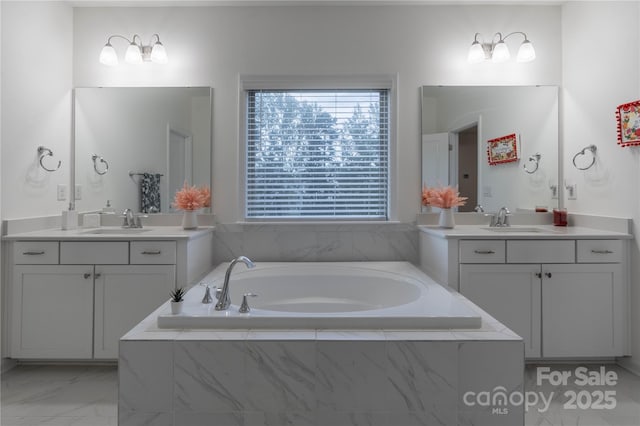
[245,89,389,219]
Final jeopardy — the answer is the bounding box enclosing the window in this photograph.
[245,88,390,219]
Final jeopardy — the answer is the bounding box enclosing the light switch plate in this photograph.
[57,184,67,201]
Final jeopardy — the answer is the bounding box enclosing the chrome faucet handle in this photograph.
[474,204,485,213]
[239,293,258,314]
[201,285,214,304]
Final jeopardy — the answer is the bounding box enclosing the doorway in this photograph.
[454,125,478,212]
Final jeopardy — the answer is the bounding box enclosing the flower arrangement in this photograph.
[172,182,211,211]
[422,184,467,209]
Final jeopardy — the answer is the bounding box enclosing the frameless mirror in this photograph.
[74,87,212,214]
[421,86,559,213]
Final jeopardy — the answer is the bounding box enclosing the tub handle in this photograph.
[239,293,258,314]
[200,284,221,304]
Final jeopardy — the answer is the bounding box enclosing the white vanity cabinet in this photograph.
[11,264,95,358]
[456,238,628,359]
[94,264,174,359]
[9,240,181,359]
[460,262,542,358]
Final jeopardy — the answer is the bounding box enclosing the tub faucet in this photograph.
[215,256,255,311]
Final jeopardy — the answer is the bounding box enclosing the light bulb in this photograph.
[124,42,142,64]
[467,41,486,64]
[150,42,168,64]
[99,43,118,66]
[491,40,510,63]
[516,39,536,62]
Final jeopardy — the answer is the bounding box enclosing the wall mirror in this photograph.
[421,85,559,213]
[74,87,212,214]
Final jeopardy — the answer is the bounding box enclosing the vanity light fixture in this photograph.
[468,32,536,64]
[99,34,168,66]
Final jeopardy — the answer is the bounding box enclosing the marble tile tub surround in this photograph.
[212,222,419,265]
[119,338,523,426]
[119,286,523,426]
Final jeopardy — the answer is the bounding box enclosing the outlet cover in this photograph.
[75,184,82,200]
[567,184,577,200]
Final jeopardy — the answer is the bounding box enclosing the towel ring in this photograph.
[523,153,541,174]
[572,144,597,170]
[91,154,109,175]
[37,146,61,172]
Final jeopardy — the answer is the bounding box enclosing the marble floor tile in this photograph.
[1,365,117,426]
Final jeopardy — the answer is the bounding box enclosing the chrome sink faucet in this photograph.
[215,256,255,311]
[121,208,146,228]
[122,208,135,228]
[494,206,511,227]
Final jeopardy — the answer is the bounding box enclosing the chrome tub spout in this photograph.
[215,256,255,311]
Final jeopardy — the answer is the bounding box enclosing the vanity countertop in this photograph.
[2,226,215,241]
[418,224,633,240]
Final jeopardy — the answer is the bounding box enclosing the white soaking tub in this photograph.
[157,261,482,329]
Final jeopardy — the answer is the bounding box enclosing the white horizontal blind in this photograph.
[246,89,389,219]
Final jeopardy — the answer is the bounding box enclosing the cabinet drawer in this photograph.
[577,240,623,263]
[60,242,129,264]
[130,241,176,264]
[459,240,505,263]
[507,240,575,263]
[13,241,59,264]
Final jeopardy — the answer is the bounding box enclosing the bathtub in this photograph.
[156,261,482,329]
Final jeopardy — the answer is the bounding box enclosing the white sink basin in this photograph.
[482,226,555,233]
[81,228,151,235]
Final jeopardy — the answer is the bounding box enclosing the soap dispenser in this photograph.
[61,203,78,230]
[101,200,115,214]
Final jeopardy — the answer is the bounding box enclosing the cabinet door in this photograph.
[11,265,94,359]
[460,264,541,358]
[94,265,175,359]
[542,263,625,358]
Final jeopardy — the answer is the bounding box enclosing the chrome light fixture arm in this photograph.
[100,33,167,66]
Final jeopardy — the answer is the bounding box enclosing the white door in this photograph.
[94,265,175,359]
[421,132,451,187]
[167,126,193,212]
[11,265,94,359]
[460,263,542,358]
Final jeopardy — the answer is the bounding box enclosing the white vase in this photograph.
[438,208,455,228]
[181,210,198,230]
[170,301,183,315]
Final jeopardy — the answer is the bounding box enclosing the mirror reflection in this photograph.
[74,87,212,214]
[421,86,558,212]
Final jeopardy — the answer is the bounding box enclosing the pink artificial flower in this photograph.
[422,185,467,209]
[172,182,207,211]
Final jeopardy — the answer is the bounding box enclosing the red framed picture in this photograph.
[487,133,518,165]
[616,100,640,147]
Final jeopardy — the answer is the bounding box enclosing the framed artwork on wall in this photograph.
[616,100,640,147]
[487,133,518,165]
